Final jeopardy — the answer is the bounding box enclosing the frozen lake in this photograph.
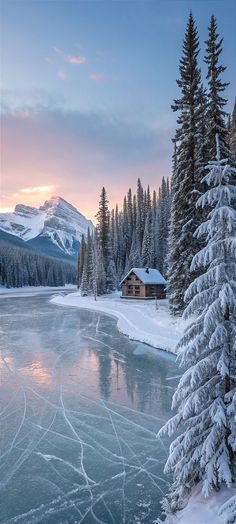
[0,292,179,523]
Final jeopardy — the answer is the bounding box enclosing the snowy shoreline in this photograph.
[51,291,187,355]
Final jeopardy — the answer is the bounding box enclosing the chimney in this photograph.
[146,267,149,274]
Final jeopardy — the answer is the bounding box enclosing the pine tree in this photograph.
[79,232,92,296]
[96,187,114,292]
[77,234,86,288]
[196,84,208,182]
[136,178,145,252]
[205,15,229,159]
[156,177,171,275]
[127,188,133,254]
[96,187,111,274]
[159,135,236,512]
[141,209,151,267]
[230,99,236,163]
[128,230,141,269]
[167,12,202,314]
[91,231,99,300]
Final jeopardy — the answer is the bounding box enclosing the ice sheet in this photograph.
[0,294,179,523]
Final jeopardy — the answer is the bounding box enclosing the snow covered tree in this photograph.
[88,229,107,297]
[96,187,111,274]
[106,257,118,291]
[0,243,76,288]
[80,228,93,295]
[156,177,171,275]
[219,495,236,524]
[167,12,203,314]
[159,135,236,513]
[136,178,145,252]
[229,99,236,164]
[77,234,86,288]
[141,209,152,267]
[196,84,208,182]
[95,187,115,292]
[127,188,133,253]
[128,230,141,269]
[205,15,229,160]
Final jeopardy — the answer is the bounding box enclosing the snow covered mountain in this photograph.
[0,196,93,260]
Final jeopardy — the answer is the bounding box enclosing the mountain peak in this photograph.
[0,195,94,258]
[40,196,79,213]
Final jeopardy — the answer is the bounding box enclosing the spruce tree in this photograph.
[141,209,151,267]
[167,12,202,315]
[96,187,113,292]
[205,15,229,159]
[77,234,86,288]
[159,136,236,512]
[230,99,236,163]
[136,178,145,252]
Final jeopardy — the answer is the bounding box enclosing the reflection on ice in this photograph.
[0,295,179,523]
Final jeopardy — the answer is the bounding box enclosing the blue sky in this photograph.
[1,0,236,218]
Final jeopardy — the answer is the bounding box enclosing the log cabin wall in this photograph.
[122,275,166,299]
[122,272,144,297]
[145,284,166,299]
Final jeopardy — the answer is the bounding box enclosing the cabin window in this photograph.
[135,285,140,290]
[128,285,133,290]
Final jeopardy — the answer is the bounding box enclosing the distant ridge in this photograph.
[0,196,94,261]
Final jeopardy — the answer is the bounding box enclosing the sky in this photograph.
[1,0,235,220]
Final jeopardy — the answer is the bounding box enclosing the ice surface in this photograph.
[0,294,179,523]
[51,292,188,353]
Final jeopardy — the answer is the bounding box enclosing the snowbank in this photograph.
[166,484,236,524]
[51,291,187,354]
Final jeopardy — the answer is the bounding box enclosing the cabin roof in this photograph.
[120,267,166,286]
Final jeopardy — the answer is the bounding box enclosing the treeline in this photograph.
[0,243,76,288]
[78,177,171,296]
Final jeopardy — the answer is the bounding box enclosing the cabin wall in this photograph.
[145,285,166,299]
[121,273,166,299]
[121,272,144,298]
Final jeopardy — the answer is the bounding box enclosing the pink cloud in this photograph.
[57,68,66,80]
[45,56,53,64]
[89,73,105,82]
[10,110,32,120]
[65,55,88,65]
[53,47,88,65]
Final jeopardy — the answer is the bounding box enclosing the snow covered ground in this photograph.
[51,291,188,354]
[166,484,236,524]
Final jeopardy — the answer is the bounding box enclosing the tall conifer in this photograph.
[167,12,202,315]
[204,15,229,159]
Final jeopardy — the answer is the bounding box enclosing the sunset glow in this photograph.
[1,0,235,219]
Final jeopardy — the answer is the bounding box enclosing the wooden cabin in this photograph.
[120,267,166,299]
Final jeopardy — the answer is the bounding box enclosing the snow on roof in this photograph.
[120,268,166,286]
